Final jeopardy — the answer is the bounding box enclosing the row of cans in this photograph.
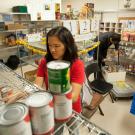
[0,91,72,135]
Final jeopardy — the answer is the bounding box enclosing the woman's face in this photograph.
[48,36,66,60]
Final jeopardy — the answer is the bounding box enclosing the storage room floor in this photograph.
[15,65,135,135]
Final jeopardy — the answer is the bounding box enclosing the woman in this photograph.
[35,26,85,135]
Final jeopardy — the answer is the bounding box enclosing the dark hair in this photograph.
[45,26,78,63]
[111,33,121,50]
[111,34,121,42]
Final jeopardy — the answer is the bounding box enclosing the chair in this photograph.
[83,61,114,116]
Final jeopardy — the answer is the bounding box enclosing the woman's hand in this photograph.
[2,91,29,104]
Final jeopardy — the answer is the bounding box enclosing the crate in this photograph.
[102,69,126,82]
[24,69,37,83]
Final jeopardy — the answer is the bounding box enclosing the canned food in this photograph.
[47,60,70,94]
[54,90,72,122]
[0,103,32,135]
[26,92,54,135]
[1,86,13,99]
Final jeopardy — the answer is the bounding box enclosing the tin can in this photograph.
[1,86,13,99]
[47,60,70,94]
[54,90,72,122]
[0,102,32,135]
[26,92,54,135]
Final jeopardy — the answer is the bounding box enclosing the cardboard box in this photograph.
[0,22,5,31]
[102,69,126,82]
[5,23,26,30]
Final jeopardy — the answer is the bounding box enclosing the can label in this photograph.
[47,61,70,94]
[0,120,32,135]
[1,87,13,98]
[27,92,54,135]
[30,101,54,135]
[54,90,72,122]
[0,103,32,135]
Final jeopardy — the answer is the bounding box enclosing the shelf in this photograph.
[0,29,27,33]
[120,41,135,48]
[95,8,135,13]
[20,54,42,68]
[0,45,21,51]
[10,13,30,15]
[27,42,46,50]
[119,56,135,64]
[74,33,95,42]
[54,111,111,135]
[0,62,39,93]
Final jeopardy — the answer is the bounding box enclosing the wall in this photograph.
[62,0,135,22]
[61,0,94,13]
[0,0,61,21]
[0,0,26,12]
[0,0,134,21]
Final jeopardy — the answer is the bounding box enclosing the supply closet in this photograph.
[0,0,135,135]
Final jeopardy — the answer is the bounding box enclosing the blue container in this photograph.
[130,93,135,115]
[88,50,94,56]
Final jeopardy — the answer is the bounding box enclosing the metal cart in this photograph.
[0,62,111,135]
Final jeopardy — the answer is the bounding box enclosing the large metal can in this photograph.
[26,92,54,135]
[53,90,72,122]
[47,60,70,94]
[0,102,32,135]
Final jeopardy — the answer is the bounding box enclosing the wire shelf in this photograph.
[0,62,39,93]
[54,111,111,135]
[0,62,111,135]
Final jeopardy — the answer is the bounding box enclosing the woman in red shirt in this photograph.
[35,26,85,135]
[35,26,85,113]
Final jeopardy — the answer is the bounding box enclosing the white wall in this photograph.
[0,0,61,21]
[62,0,135,22]
[0,0,62,13]
[0,0,27,12]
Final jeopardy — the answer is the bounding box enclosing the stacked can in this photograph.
[0,103,32,135]
[47,60,72,122]
[26,92,54,135]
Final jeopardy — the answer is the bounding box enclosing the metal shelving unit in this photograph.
[0,62,38,93]
[0,62,111,135]
[119,41,135,75]
[54,111,111,135]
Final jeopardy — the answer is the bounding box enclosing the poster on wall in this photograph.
[26,0,56,21]
[63,20,78,35]
[55,3,60,20]
[79,20,90,34]
[91,19,100,32]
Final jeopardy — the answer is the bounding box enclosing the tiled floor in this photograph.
[90,75,135,135]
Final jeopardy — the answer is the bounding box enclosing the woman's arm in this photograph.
[71,82,82,102]
[35,76,44,88]
[70,59,85,102]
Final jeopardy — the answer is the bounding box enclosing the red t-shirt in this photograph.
[37,58,85,113]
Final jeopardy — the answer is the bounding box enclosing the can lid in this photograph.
[0,103,28,125]
[26,92,52,107]
[47,60,70,69]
